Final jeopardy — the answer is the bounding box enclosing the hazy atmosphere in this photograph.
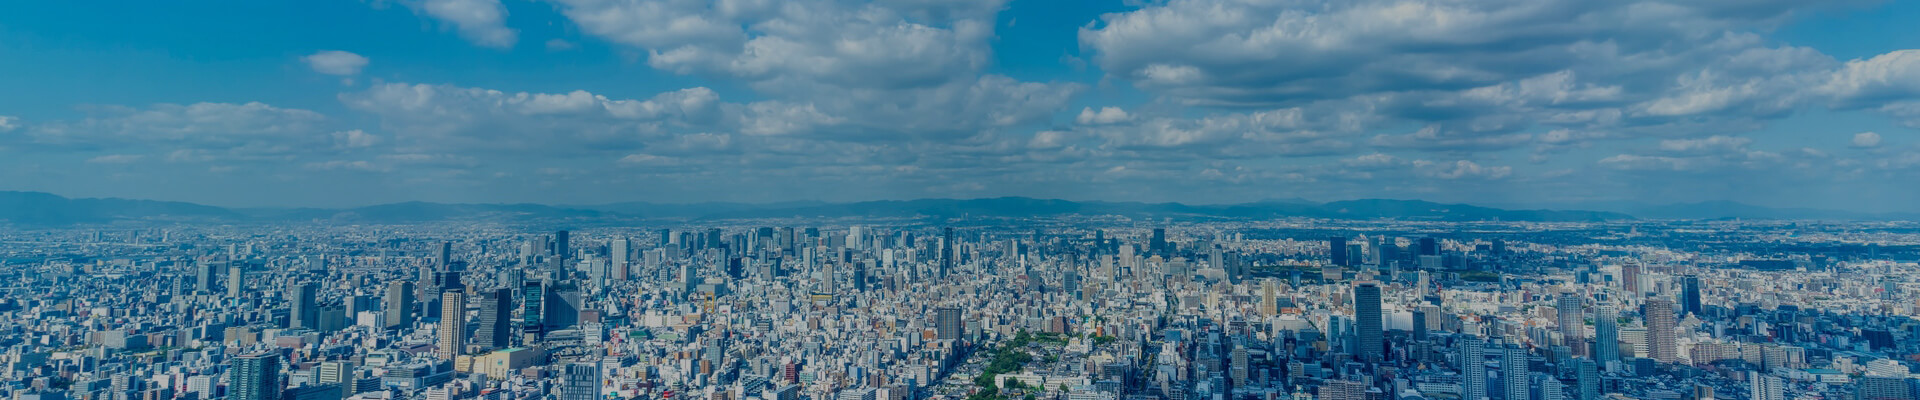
[5,1,1920,210]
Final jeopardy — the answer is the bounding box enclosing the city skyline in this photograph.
[4,1,1920,210]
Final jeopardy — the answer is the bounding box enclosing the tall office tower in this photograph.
[1619,265,1640,296]
[1680,275,1702,317]
[1418,237,1439,256]
[545,287,581,331]
[1320,380,1365,400]
[940,227,954,278]
[1750,371,1783,400]
[611,238,630,281]
[289,283,317,329]
[1576,359,1599,400]
[477,289,513,350]
[437,290,465,359]
[1329,237,1349,266]
[230,352,282,400]
[936,307,963,340]
[1645,299,1678,363]
[553,230,570,260]
[1593,306,1619,366]
[851,261,868,292]
[195,262,218,293]
[1459,337,1487,400]
[1354,282,1383,362]
[1150,228,1167,255]
[227,265,246,299]
[1503,343,1530,400]
[562,362,601,400]
[820,262,838,294]
[682,263,700,292]
[384,281,415,329]
[1411,309,1429,341]
[1261,280,1279,316]
[522,281,546,339]
[1556,294,1585,356]
[434,241,452,270]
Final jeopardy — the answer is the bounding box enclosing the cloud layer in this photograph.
[5,0,1920,210]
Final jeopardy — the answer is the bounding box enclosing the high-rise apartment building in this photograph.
[437,290,465,359]
[936,307,963,340]
[1556,294,1585,357]
[1645,299,1678,363]
[1459,337,1487,400]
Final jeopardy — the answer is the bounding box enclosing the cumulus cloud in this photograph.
[1852,131,1882,148]
[1076,107,1132,125]
[4,102,384,169]
[0,116,18,132]
[1657,135,1752,155]
[1413,160,1512,180]
[303,50,370,76]
[402,0,518,48]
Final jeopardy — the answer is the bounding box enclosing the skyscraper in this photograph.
[227,264,246,300]
[1593,306,1619,366]
[289,283,316,330]
[1645,299,1677,363]
[611,237,630,281]
[437,290,465,359]
[434,241,452,270]
[477,288,512,350]
[940,227,954,278]
[553,230,570,260]
[1418,237,1439,256]
[1330,236,1349,266]
[1556,294,1585,357]
[522,281,546,339]
[1619,264,1640,296]
[230,352,282,400]
[1460,337,1487,400]
[1354,282,1383,362]
[562,362,601,400]
[936,307,963,340]
[194,261,218,293]
[384,281,414,329]
[1680,275,1702,317]
[1503,343,1530,400]
[1576,359,1600,400]
[1150,228,1167,255]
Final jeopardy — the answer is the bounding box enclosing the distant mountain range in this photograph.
[0,190,1910,225]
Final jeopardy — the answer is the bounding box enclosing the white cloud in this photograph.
[403,0,518,48]
[1076,107,1132,125]
[0,116,18,132]
[553,0,1003,92]
[86,154,144,164]
[1413,159,1512,180]
[1821,50,1920,108]
[303,50,370,76]
[1852,131,1882,148]
[1657,135,1752,154]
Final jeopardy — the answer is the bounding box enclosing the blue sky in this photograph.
[3,0,1920,211]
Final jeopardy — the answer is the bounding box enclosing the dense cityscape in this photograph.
[2,217,1917,400]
